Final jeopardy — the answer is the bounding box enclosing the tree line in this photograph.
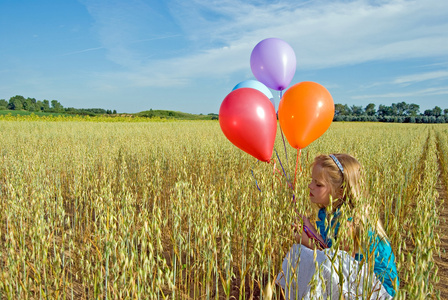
[334,102,448,123]
[0,95,117,116]
[1,95,447,123]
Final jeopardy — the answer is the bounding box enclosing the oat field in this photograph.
[0,116,447,299]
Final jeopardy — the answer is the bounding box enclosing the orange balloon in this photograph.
[278,81,334,149]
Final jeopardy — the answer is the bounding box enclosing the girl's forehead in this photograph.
[311,164,327,181]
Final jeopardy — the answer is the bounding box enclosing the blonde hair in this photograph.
[312,154,389,243]
[312,154,361,210]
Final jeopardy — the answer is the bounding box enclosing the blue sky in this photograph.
[1,0,447,114]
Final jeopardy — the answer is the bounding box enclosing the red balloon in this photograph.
[278,81,334,149]
[219,88,277,162]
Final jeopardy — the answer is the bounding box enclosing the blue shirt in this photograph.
[360,230,400,297]
[316,208,399,297]
[315,208,341,247]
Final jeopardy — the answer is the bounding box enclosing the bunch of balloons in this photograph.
[219,38,335,163]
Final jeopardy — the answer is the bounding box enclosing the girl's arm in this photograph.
[294,215,326,249]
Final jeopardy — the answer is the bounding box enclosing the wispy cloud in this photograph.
[393,71,448,85]
[165,0,448,68]
[61,47,104,56]
[131,34,181,44]
[353,86,448,100]
[80,0,448,87]
[358,69,448,90]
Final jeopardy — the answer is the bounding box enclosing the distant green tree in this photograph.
[436,116,445,123]
[42,100,50,111]
[28,103,37,112]
[23,97,37,111]
[208,113,219,120]
[378,105,393,117]
[421,116,429,123]
[65,107,77,113]
[8,95,26,110]
[433,106,442,117]
[392,102,408,116]
[0,99,7,109]
[113,109,117,114]
[424,109,431,116]
[86,108,106,114]
[407,104,420,116]
[365,103,376,116]
[334,103,351,116]
[51,100,63,112]
[350,105,364,116]
[35,100,44,111]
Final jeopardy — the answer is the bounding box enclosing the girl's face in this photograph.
[308,164,333,207]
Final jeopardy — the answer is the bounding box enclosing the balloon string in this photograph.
[273,159,276,175]
[272,159,283,177]
[279,127,289,163]
[293,148,302,187]
[278,89,296,205]
[270,159,296,202]
[271,159,286,187]
[279,127,290,181]
[278,90,288,163]
[251,160,262,192]
[274,149,293,189]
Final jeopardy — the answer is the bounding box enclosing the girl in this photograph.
[277,154,399,299]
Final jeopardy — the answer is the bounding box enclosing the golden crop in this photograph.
[0,117,446,299]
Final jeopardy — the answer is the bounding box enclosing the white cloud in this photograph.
[357,69,448,90]
[393,71,448,85]
[81,0,448,87]
[352,86,448,99]
[61,47,104,56]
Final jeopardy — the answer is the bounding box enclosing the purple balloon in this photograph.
[250,38,296,91]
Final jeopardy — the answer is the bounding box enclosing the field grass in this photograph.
[0,118,446,299]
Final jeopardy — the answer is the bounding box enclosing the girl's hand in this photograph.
[298,215,328,250]
[295,214,312,228]
[292,214,312,246]
[300,215,312,227]
[291,222,301,233]
[291,214,309,234]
